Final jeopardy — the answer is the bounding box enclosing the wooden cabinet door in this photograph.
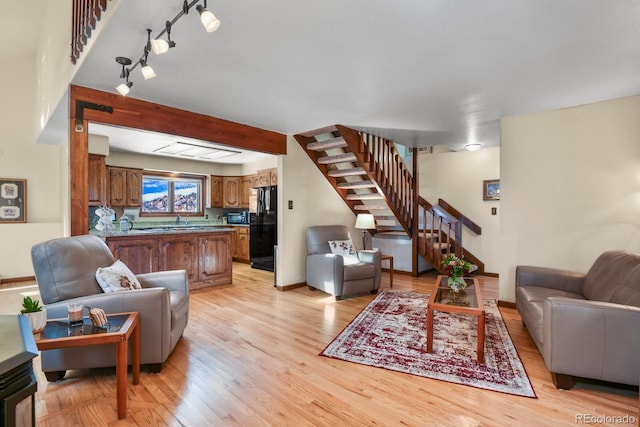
[198,233,232,284]
[237,229,249,261]
[240,176,253,208]
[126,169,142,206]
[256,170,270,187]
[108,167,127,206]
[107,237,159,274]
[223,177,240,208]
[231,227,238,258]
[88,154,106,206]
[159,236,197,282]
[211,175,224,208]
[269,168,278,186]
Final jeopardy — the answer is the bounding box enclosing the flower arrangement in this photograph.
[442,254,477,291]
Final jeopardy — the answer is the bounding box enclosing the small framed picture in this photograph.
[0,178,27,223]
[483,179,500,201]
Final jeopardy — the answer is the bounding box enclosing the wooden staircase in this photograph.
[294,125,484,275]
[294,125,413,235]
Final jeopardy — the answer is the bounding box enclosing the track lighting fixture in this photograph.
[114,0,221,96]
[196,0,221,33]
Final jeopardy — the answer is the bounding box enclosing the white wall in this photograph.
[0,52,64,279]
[277,136,357,286]
[499,95,640,302]
[418,147,501,274]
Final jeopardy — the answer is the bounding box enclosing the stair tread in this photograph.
[296,125,338,137]
[346,193,383,200]
[328,167,365,177]
[354,205,389,210]
[318,153,357,164]
[307,137,347,151]
[337,181,375,189]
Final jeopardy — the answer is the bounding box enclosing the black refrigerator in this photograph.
[250,185,277,272]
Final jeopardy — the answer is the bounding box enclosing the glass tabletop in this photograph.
[40,314,130,340]
[434,277,479,308]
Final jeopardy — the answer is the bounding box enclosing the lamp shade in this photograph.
[355,214,376,230]
[151,39,169,55]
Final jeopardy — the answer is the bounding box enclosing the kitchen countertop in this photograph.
[90,226,236,238]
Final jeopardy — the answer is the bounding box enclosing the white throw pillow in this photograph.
[328,240,360,265]
[95,260,142,293]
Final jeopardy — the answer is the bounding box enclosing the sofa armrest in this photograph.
[516,265,585,294]
[542,297,640,385]
[306,253,344,294]
[137,269,189,294]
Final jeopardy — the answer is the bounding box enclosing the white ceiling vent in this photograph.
[153,142,241,161]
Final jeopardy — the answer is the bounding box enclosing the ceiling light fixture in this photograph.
[464,143,483,151]
[140,30,157,80]
[114,0,221,95]
[151,21,177,55]
[196,0,221,33]
[115,57,133,96]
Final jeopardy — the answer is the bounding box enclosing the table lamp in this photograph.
[355,213,376,249]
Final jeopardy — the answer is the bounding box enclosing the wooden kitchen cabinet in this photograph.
[88,154,106,206]
[230,227,238,258]
[159,236,198,282]
[198,234,233,286]
[105,229,233,289]
[106,237,159,274]
[108,166,143,207]
[223,176,241,208]
[237,227,250,261]
[256,168,277,187]
[210,175,224,208]
[240,175,256,208]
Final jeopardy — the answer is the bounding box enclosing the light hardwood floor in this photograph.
[1,265,637,426]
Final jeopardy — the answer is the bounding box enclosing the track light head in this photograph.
[196,4,221,33]
[151,21,176,55]
[140,59,156,80]
[116,81,133,96]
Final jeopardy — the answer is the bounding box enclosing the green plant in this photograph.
[21,296,43,314]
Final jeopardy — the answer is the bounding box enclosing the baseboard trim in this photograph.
[498,300,516,309]
[0,276,36,288]
[482,272,499,278]
[276,282,306,292]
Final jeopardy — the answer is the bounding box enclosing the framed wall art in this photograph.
[0,178,27,223]
[483,179,500,201]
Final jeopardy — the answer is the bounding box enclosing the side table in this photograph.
[34,312,140,419]
[380,254,394,288]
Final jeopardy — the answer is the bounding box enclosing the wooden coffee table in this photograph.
[426,275,485,363]
[35,312,140,419]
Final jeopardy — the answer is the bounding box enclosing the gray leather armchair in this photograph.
[306,225,381,300]
[31,235,189,381]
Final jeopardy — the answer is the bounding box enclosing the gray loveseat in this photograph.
[31,235,189,381]
[516,250,640,389]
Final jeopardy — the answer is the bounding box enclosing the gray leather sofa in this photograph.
[306,225,381,300]
[31,235,189,380]
[515,250,640,389]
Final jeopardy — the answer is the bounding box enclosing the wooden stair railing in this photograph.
[72,0,110,64]
[417,196,485,274]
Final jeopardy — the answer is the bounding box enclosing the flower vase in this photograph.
[447,275,467,292]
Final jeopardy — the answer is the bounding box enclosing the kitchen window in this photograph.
[141,173,205,216]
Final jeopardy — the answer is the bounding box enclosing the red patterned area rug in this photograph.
[320,290,536,398]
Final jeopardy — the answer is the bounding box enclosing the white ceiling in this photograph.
[18,1,640,160]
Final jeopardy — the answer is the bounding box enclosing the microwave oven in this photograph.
[227,211,248,224]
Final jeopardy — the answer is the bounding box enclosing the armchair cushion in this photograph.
[95,260,142,293]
